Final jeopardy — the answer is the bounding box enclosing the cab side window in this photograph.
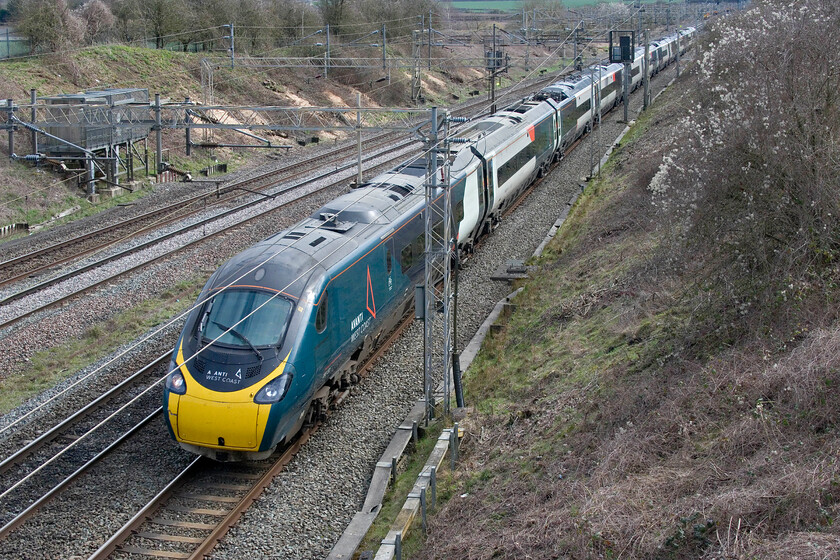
[315,291,328,333]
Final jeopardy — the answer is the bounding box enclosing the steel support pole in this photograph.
[86,156,96,197]
[597,64,602,177]
[6,99,13,159]
[423,106,439,424]
[428,10,432,71]
[623,62,630,123]
[30,89,37,156]
[356,93,362,186]
[524,12,530,71]
[127,143,133,181]
[382,24,386,70]
[423,106,454,420]
[185,97,191,156]
[643,31,650,110]
[589,67,595,173]
[676,31,680,78]
[106,149,115,187]
[490,25,497,114]
[637,0,642,44]
[154,93,163,174]
[325,24,330,79]
[229,23,235,68]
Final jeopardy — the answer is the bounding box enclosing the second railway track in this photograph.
[0,74,553,294]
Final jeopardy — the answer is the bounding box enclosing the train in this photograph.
[163,26,697,461]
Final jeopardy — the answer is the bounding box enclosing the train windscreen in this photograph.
[198,289,292,348]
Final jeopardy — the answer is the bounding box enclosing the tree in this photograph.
[317,0,347,33]
[110,0,142,43]
[14,0,84,52]
[141,0,185,49]
[77,0,115,45]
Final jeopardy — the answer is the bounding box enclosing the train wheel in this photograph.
[303,399,324,427]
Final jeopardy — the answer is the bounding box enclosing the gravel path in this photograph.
[0,60,686,560]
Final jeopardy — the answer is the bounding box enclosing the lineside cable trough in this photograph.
[327,289,521,560]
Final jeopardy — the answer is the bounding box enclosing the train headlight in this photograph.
[254,370,294,404]
[166,371,187,395]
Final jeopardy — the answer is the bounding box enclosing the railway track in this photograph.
[0,136,416,296]
[89,313,412,560]
[0,355,169,539]
[0,74,554,294]
[0,77,561,333]
[0,141,422,332]
[0,300,412,558]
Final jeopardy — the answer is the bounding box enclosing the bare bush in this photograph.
[14,0,84,52]
[650,0,840,339]
[77,0,115,45]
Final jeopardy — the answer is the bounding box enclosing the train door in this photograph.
[312,286,337,382]
[485,156,495,218]
[469,146,492,228]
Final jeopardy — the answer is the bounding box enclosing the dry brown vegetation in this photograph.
[413,1,840,558]
[0,36,504,228]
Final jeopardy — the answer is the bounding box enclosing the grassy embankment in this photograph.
[0,42,569,232]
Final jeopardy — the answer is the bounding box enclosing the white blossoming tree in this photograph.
[651,0,840,335]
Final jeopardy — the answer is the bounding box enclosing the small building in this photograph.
[40,88,151,156]
[38,88,153,194]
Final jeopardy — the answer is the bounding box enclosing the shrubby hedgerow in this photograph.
[650,0,840,340]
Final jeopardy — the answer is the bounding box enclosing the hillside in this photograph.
[412,2,840,558]
[0,39,532,229]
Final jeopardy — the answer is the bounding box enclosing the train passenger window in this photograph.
[315,292,328,333]
[386,248,392,273]
[400,232,425,273]
[401,244,413,272]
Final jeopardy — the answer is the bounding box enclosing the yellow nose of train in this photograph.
[164,341,295,461]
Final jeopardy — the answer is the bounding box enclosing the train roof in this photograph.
[595,62,623,75]
[535,73,593,102]
[207,230,330,299]
[313,187,405,224]
[452,98,554,145]
[212,158,437,298]
[207,175,428,298]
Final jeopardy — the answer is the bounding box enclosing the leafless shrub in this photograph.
[13,0,84,52]
[418,3,840,558]
[77,0,115,45]
[649,0,840,342]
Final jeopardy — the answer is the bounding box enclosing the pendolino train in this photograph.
[163,27,696,461]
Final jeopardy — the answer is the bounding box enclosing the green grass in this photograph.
[0,277,202,414]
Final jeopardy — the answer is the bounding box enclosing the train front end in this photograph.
[163,245,320,461]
